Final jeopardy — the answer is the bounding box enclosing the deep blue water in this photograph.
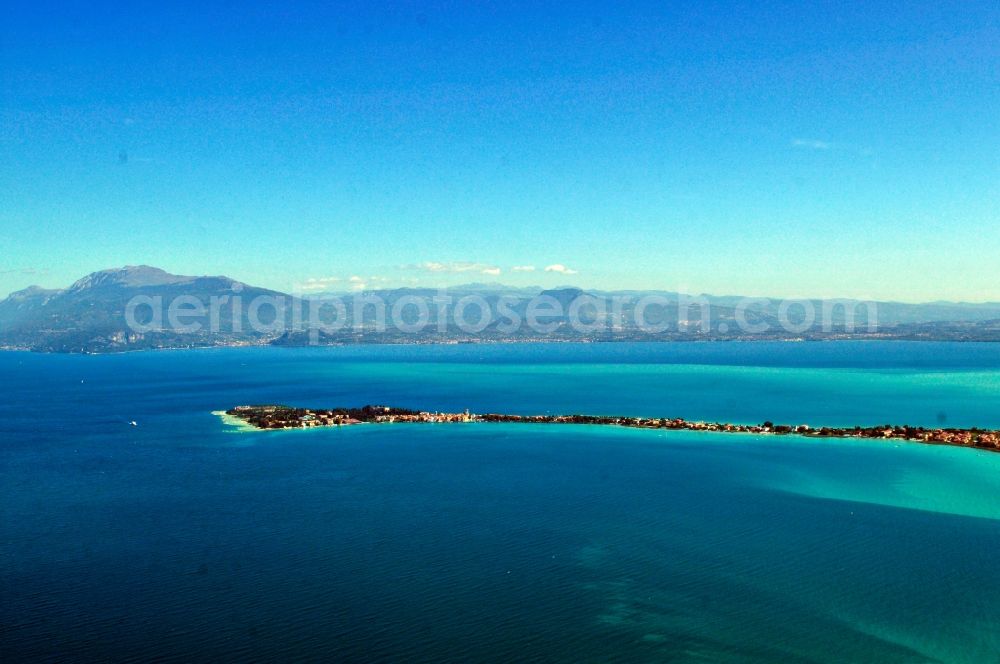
[3,342,1000,662]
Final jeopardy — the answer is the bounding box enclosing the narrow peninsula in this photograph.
[221,405,1000,453]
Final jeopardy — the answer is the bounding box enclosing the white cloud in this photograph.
[512,265,536,272]
[792,138,831,150]
[296,275,394,292]
[297,276,341,291]
[412,262,448,272]
[794,138,878,160]
[544,264,578,275]
[404,261,501,275]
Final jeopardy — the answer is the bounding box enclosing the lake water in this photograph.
[3,342,1000,662]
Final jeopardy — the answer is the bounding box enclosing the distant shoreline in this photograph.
[219,405,1000,454]
[6,337,1000,356]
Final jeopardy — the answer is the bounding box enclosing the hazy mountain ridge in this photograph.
[0,266,290,352]
[2,266,1000,352]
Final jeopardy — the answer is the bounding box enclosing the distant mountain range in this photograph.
[2,266,999,352]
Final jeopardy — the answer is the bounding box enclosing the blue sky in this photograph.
[2,1,998,301]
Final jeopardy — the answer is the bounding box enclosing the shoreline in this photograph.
[7,338,1000,355]
[219,405,1000,454]
[211,410,261,432]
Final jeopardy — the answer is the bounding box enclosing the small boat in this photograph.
[129,421,138,427]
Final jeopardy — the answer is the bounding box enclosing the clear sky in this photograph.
[2,1,998,301]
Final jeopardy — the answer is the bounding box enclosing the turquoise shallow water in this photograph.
[2,342,1000,662]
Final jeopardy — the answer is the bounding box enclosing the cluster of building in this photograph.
[224,405,1000,452]
[226,404,473,429]
[370,411,474,423]
[799,424,1000,449]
